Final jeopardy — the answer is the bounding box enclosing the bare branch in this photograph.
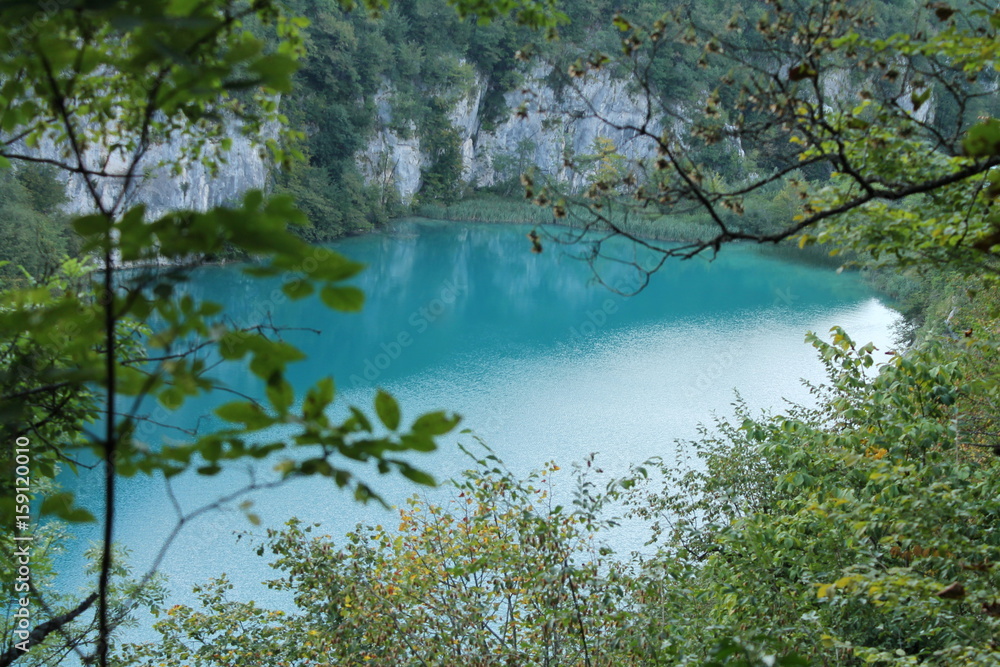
[0,593,98,667]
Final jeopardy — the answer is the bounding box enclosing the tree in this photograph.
[117,448,639,666]
[614,325,1000,664]
[519,5,1000,662]
[0,2,464,665]
[0,164,71,282]
[0,0,570,663]
[580,136,630,194]
[523,1,1000,285]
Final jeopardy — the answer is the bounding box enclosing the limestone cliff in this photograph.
[357,65,660,203]
[56,66,656,211]
[54,63,921,212]
[356,63,941,205]
[48,124,271,218]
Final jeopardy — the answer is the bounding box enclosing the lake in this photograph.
[56,219,900,638]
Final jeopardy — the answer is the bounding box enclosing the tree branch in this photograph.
[0,593,98,667]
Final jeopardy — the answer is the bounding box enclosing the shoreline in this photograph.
[87,194,902,309]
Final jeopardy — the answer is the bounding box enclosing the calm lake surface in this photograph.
[57,220,900,631]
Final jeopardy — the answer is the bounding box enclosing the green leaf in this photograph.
[303,250,365,281]
[248,53,299,92]
[375,389,401,430]
[401,433,437,452]
[320,286,365,312]
[612,15,631,31]
[347,406,373,432]
[963,118,1000,157]
[266,373,294,414]
[40,492,95,523]
[303,377,336,420]
[910,86,931,112]
[72,214,113,236]
[214,401,274,429]
[282,278,314,300]
[200,301,223,317]
[158,386,186,410]
[412,411,461,436]
[788,63,817,81]
[316,377,335,404]
[399,466,436,486]
[300,458,334,476]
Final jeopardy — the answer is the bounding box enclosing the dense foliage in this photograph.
[270,0,534,235]
[0,165,73,283]
[119,452,631,666]
[624,324,1000,664]
[273,0,957,238]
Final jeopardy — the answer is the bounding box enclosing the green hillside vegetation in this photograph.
[0,164,74,284]
[269,0,534,239]
[272,0,945,243]
[0,1,965,254]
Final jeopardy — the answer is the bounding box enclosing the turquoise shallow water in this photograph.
[56,220,900,639]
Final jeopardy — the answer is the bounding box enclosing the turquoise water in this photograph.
[57,220,899,633]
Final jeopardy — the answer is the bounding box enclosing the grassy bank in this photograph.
[414,193,848,268]
[416,194,727,243]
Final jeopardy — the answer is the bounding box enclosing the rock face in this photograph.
[820,66,934,124]
[358,66,661,202]
[50,124,271,218]
[57,66,656,211]
[50,64,945,213]
[128,132,271,219]
[355,85,444,203]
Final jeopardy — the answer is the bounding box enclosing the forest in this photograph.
[1,0,1000,665]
